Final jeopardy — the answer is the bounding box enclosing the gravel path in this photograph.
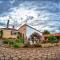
[0,46,60,60]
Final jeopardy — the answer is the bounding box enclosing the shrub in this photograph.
[34,44,41,47]
[24,43,30,48]
[3,38,24,48]
[17,37,24,44]
[0,30,3,38]
[48,36,58,43]
[24,43,42,48]
[8,40,15,45]
[13,43,20,48]
[3,40,8,44]
[3,39,15,45]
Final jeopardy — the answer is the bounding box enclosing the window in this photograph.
[11,31,18,35]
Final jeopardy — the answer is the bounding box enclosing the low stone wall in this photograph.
[0,46,60,60]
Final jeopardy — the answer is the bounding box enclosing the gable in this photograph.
[26,26,42,38]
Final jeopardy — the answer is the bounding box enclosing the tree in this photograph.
[30,32,42,44]
[43,30,50,35]
[0,30,3,39]
[48,36,58,43]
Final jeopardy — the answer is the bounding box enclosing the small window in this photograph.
[11,31,18,35]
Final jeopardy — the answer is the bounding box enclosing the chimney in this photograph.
[7,20,9,28]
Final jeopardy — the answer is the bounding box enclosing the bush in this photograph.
[17,37,24,44]
[34,44,41,47]
[3,39,15,46]
[24,43,30,48]
[48,36,58,43]
[24,43,42,48]
[3,37,25,48]
[13,43,20,48]
[3,40,8,44]
[8,40,15,45]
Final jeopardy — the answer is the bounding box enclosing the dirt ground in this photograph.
[0,46,60,60]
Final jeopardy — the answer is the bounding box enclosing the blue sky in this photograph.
[0,0,60,33]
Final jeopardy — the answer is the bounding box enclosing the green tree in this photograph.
[48,36,58,43]
[43,30,50,35]
[0,30,3,39]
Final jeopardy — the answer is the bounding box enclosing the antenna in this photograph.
[13,20,17,29]
[12,25,14,29]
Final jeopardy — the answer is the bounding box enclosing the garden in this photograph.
[2,37,24,48]
[24,30,60,48]
[1,30,60,48]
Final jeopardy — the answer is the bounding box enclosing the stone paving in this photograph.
[0,46,60,60]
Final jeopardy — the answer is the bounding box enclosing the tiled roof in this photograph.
[54,33,60,36]
[44,33,60,37]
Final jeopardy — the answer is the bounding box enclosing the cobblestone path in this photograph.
[0,46,60,60]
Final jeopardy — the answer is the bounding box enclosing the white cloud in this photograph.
[0,0,60,33]
[0,15,16,28]
[0,5,58,32]
[0,16,9,21]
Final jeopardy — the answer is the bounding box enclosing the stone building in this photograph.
[0,28,18,39]
[0,22,43,44]
[18,24,42,44]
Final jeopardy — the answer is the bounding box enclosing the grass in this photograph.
[3,38,60,48]
[3,38,24,48]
